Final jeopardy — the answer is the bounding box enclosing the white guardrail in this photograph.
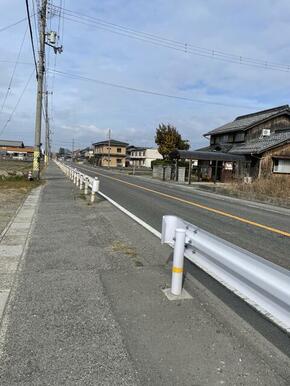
[55,160,100,202]
[162,215,290,333]
[55,160,290,333]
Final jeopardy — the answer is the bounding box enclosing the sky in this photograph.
[1,0,290,151]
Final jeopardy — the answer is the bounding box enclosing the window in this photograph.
[220,135,228,143]
[210,136,216,145]
[117,148,122,153]
[273,158,290,174]
[116,158,122,166]
[234,132,245,143]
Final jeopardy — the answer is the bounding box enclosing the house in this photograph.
[79,147,94,159]
[58,147,72,159]
[173,105,290,182]
[92,139,128,167]
[128,146,163,168]
[0,139,34,160]
[72,149,81,160]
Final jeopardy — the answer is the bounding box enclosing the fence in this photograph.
[162,215,290,333]
[55,160,100,202]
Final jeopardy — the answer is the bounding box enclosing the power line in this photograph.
[49,68,258,110]
[0,70,34,136]
[31,0,40,51]
[0,60,33,65]
[0,17,27,33]
[51,4,290,73]
[25,0,38,77]
[0,27,28,116]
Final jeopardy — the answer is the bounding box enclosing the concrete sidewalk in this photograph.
[0,163,289,385]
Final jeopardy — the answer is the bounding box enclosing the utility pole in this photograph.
[108,128,111,169]
[44,90,49,166]
[32,1,63,177]
[33,0,47,179]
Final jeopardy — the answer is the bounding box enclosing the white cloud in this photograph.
[1,0,290,151]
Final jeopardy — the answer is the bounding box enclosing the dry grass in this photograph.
[112,240,137,257]
[0,160,33,173]
[0,178,42,190]
[227,176,290,206]
[0,179,43,234]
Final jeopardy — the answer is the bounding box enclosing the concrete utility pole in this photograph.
[108,128,111,169]
[44,91,49,166]
[33,0,47,179]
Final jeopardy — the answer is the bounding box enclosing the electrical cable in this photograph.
[25,0,38,78]
[1,27,28,116]
[0,69,34,136]
[31,0,40,51]
[50,4,290,73]
[48,68,258,110]
[0,17,27,33]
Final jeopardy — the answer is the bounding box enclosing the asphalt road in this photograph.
[74,164,290,270]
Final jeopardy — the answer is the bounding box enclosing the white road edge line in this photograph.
[79,164,290,216]
[98,191,161,239]
[60,164,290,332]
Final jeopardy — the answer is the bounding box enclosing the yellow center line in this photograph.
[90,168,290,238]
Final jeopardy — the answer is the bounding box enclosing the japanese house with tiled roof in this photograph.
[185,105,290,181]
[92,139,128,167]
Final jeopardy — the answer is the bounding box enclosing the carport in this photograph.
[170,150,247,183]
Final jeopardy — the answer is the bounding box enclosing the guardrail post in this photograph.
[171,228,186,296]
[80,175,84,190]
[84,178,89,195]
[91,177,99,203]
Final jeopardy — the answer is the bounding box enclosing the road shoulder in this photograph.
[0,164,289,385]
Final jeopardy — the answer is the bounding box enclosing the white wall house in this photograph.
[129,147,163,168]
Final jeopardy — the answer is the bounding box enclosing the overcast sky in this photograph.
[1,0,290,151]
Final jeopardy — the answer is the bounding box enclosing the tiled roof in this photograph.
[92,139,129,146]
[229,131,290,155]
[204,105,290,136]
[195,144,233,152]
[0,139,24,147]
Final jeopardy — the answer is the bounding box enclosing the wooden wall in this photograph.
[246,115,290,141]
[260,143,290,177]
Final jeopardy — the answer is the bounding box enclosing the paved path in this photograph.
[0,163,289,385]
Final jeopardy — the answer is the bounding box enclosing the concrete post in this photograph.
[171,228,186,296]
[188,159,192,185]
[84,179,89,195]
[80,175,84,190]
[91,177,99,203]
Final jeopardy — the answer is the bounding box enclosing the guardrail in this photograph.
[55,159,290,333]
[162,215,290,333]
[55,160,100,202]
